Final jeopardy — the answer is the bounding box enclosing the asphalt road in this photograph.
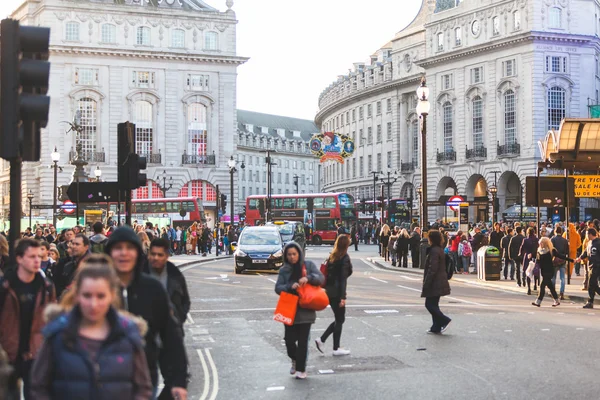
[179,244,600,400]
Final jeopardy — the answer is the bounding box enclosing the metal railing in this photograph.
[141,153,162,164]
[436,149,456,163]
[497,142,520,157]
[69,149,105,163]
[465,145,487,160]
[182,152,216,165]
[400,161,417,173]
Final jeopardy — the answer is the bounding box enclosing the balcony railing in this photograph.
[497,142,520,157]
[400,161,417,173]
[465,145,487,161]
[69,148,106,163]
[182,152,216,165]
[140,153,162,165]
[436,149,456,163]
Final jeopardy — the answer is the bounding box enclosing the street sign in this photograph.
[62,200,76,215]
[67,182,120,203]
[573,175,600,198]
[447,196,464,212]
[31,204,58,210]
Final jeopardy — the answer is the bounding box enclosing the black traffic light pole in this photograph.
[215,185,220,256]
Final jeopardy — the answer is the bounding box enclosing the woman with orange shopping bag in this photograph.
[274,242,324,380]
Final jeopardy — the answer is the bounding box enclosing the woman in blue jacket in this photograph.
[30,254,152,399]
[275,242,324,380]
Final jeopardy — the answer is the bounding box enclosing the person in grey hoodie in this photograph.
[275,241,324,380]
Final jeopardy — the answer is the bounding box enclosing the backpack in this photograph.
[445,253,455,280]
[461,242,473,257]
[91,239,107,254]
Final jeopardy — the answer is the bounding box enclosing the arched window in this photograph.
[134,180,162,200]
[101,24,116,43]
[411,119,419,166]
[136,26,151,46]
[549,7,562,28]
[65,21,80,41]
[504,90,516,144]
[77,98,97,154]
[472,96,483,148]
[205,32,218,50]
[187,103,208,159]
[547,86,566,131]
[171,29,185,48]
[443,102,453,152]
[134,101,153,154]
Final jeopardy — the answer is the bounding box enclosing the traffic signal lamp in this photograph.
[221,194,227,213]
[117,122,147,190]
[128,153,147,190]
[360,198,366,213]
[1,19,51,161]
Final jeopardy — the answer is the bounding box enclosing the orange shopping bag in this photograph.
[273,291,298,326]
[297,285,329,311]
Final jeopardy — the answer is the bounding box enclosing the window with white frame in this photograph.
[346,111,349,123]
[387,151,392,168]
[387,98,392,112]
[387,122,392,140]
[547,86,566,131]
[187,103,208,158]
[359,129,364,143]
[471,67,483,84]
[503,59,516,77]
[504,90,516,145]
[376,125,382,142]
[134,101,153,154]
[549,7,562,28]
[359,106,364,119]
[443,102,453,152]
[352,109,356,121]
[352,158,356,178]
[376,101,381,115]
[437,32,444,51]
[545,56,567,73]
[455,27,462,46]
[411,119,419,166]
[472,96,484,148]
[132,71,155,89]
[187,74,209,91]
[368,155,372,173]
[367,104,372,117]
[513,10,521,30]
[65,22,80,41]
[101,24,116,43]
[171,29,185,48]
[75,68,99,86]
[359,156,364,176]
[441,74,453,90]
[77,98,97,154]
[136,26,151,46]
[376,153,382,172]
[367,127,373,144]
[204,31,218,50]
[492,16,500,35]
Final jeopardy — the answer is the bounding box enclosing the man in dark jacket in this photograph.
[508,226,525,286]
[577,228,600,309]
[0,239,56,399]
[500,228,514,280]
[410,228,422,268]
[350,223,358,251]
[56,228,75,260]
[551,226,570,299]
[52,233,90,298]
[106,227,188,399]
[489,223,504,250]
[471,227,485,273]
[89,222,109,254]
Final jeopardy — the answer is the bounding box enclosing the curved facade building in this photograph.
[315,0,600,223]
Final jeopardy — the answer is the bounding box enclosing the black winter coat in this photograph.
[508,234,525,261]
[325,254,352,300]
[143,261,191,327]
[395,236,410,254]
[421,246,450,298]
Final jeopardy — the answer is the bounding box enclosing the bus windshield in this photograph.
[338,194,354,208]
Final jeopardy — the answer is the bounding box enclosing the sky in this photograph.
[0,0,422,120]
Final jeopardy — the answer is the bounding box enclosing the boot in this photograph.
[552,299,560,307]
[527,288,531,295]
[559,293,564,300]
[583,302,594,309]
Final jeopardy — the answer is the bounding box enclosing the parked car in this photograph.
[234,226,284,274]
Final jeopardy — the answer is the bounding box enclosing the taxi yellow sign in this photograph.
[574,175,600,198]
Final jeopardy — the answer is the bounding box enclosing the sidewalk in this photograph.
[367,255,594,305]
[170,252,233,268]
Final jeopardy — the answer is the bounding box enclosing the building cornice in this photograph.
[50,46,248,65]
[418,31,596,68]
[315,75,421,125]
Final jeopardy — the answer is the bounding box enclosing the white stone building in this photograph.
[315,0,600,223]
[0,0,247,226]
[236,110,321,212]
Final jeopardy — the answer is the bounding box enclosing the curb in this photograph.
[367,258,591,305]
[173,255,233,269]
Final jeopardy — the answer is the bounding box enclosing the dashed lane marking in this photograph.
[364,309,399,314]
[576,328,585,330]
[469,331,478,334]
[504,330,512,332]
[180,260,220,272]
[267,278,277,283]
[266,387,285,391]
[541,329,550,331]
[369,276,388,284]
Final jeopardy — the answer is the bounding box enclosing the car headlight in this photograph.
[235,249,247,257]
[272,250,283,258]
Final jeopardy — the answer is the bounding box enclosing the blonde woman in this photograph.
[379,224,391,260]
[531,237,572,307]
[189,222,199,254]
[137,231,150,255]
[388,227,399,266]
[395,229,410,268]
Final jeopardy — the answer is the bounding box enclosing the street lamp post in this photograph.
[416,77,431,231]
[489,184,498,226]
[379,168,398,224]
[27,190,34,229]
[51,147,61,227]
[370,171,380,223]
[293,174,299,194]
[228,156,245,227]
[157,170,173,197]
[265,151,275,222]
[417,185,423,226]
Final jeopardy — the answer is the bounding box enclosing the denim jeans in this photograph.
[462,256,470,273]
[552,264,566,293]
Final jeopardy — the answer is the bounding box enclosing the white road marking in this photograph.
[205,348,219,400]
[197,349,210,400]
[498,312,505,315]
[267,278,277,283]
[369,276,388,283]
[267,386,285,391]
[396,284,421,293]
[469,331,478,334]
[504,330,512,332]
[399,275,420,281]
[541,329,550,331]
[357,337,366,340]
[338,364,354,368]
[576,328,585,330]
[393,334,403,337]
[312,328,325,331]
[186,314,195,324]
[181,260,220,272]
[204,277,219,280]
[364,309,399,314]
[404,315,413,317]
[319,369,335,374]
[446,296,484,306]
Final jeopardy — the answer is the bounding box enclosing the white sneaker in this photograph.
[295,371,307,379]
[314,338,325,354]
[332,348,351,356]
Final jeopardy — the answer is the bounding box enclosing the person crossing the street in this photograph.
[509,226,525,286]
[421,230,451,334]
[576,228,600,309]
[531,237,572,307]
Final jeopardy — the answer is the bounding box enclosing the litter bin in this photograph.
[477,246,502,281]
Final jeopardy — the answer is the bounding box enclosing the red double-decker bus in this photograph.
[245,193,356,245]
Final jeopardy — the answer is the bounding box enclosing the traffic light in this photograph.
[1,19,51,161]
[221,194,227,213]
[117,122,147,190]
[360,198,366,213]
[407,197,413,209]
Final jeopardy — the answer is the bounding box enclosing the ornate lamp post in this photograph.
[27,190,34,229]
[157,170,173,197]
[417,185,423,226]
[94,166,102,182]
[489,184,498,226]
[51,147,61,227]
[379,167,398,224]
[228,156,245,226]
[416,77,431,230]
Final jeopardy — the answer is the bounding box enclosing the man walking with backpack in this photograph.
[0,239,56,399]
[90,222,109,254]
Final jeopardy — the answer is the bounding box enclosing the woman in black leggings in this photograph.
[315,234,353,356]
[531,237,572,307]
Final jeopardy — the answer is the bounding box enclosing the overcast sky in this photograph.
[1,0,421,120]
